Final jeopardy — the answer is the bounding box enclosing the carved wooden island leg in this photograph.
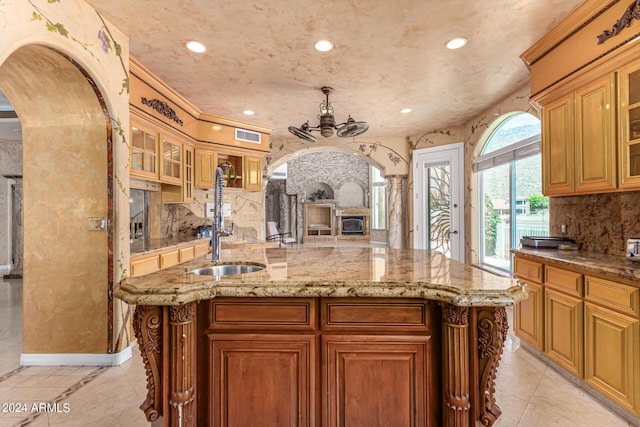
[168,304,197,427]
[133,305,163,423]
[442,304,471,426]
[477,307,509,427]
[442,305,508,427]
[133,304,197,427]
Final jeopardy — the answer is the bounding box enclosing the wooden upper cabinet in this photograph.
[183,145,194,202]
[243,155,262,191]
[575,74,617,193]
[194,148,217,188]
[619,59,640,190]
[541,73,617,196]
[130,123,159,180]
[542,94,574,196]
[160,135,182,185]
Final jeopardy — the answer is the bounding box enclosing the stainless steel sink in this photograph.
[188,263,264,277]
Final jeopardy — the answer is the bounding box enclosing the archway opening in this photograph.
[0,44,112,358]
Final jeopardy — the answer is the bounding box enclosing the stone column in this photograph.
[386,175,407,249]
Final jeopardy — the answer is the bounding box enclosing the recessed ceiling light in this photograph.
[314,40,333,52]
[446,37,467,50]
[243,110,255,116]
[400,108,412,114]
[185,40,207,53]
[212,125,222,131]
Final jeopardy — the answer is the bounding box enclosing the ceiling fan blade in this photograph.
[336,121,369,138]
[288,125,317,143]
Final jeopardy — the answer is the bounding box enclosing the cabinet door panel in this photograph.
[244,155,262,191]
[585,302,639,414]
[322,335,431,427]
[619,60,640,189]
[542,95,574,195]
[194,149,216,188]
[544,289,583,377]
[209,334,315,427]
[575,74,616,193]
[514,281,544,350]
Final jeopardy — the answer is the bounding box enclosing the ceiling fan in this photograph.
[288,87,369,142]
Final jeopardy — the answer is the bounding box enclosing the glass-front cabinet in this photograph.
[131,123,159,180]
[619,60,640,189]
[160,136,182,185]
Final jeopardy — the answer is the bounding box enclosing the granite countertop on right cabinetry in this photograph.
[511,247,640,283]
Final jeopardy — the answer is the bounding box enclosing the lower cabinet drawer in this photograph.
[160,250,180,269]
[514,257,543,284]
[545,265,583,297]
[207,298,316,331]
[179,246,195,262]
[321,299,430,332]
[130,255,160,277]
[585,275,639,317]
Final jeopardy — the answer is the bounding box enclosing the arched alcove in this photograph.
[0,45,112,354]
[338,182,365,208]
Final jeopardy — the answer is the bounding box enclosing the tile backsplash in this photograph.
[550,191,640,255]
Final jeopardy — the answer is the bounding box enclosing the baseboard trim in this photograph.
[20,345,133,366]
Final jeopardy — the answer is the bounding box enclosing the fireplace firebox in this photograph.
[341,216,365,235]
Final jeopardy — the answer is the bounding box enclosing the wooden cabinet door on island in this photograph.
[208,334,316,427]
[322,335,429,427]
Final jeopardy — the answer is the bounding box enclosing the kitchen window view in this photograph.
[476,112,548,273]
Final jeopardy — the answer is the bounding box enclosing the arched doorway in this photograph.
[0,45,113,360]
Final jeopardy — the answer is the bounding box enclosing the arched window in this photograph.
[473,112,548,273]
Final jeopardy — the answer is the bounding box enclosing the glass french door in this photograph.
[413,143,464,262]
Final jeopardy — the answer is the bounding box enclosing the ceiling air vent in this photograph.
[235,128,261,144]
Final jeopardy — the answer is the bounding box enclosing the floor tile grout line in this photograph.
[0,366,27,384]
[11,366,109,427]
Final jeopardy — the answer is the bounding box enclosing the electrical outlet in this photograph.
[560,223,566,234]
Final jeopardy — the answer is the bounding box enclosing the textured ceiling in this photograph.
[3,1,587,143]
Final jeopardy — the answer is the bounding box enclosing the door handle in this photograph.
[449,230,458,235]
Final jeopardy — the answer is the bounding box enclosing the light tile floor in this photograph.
[0,274,636,426]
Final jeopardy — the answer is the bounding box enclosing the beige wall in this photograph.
[0,1,131,354]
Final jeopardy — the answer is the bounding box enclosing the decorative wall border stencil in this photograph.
[597,0,640,44]
[141,97,184,126]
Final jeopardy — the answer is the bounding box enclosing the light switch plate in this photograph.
[205,203,215,218]
[88,217,106,231]
[222,203,231,218]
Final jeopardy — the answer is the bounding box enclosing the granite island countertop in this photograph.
[512,247,640,283]
[116,247,527,306]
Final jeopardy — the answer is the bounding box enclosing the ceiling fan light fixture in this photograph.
[289,87,368,142]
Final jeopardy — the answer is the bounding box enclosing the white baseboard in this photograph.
[20,344,133,366]
[0,264,11,271]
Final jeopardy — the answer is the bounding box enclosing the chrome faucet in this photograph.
[212,167,233,262]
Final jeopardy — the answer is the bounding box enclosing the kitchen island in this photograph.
[116,247,527,426]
